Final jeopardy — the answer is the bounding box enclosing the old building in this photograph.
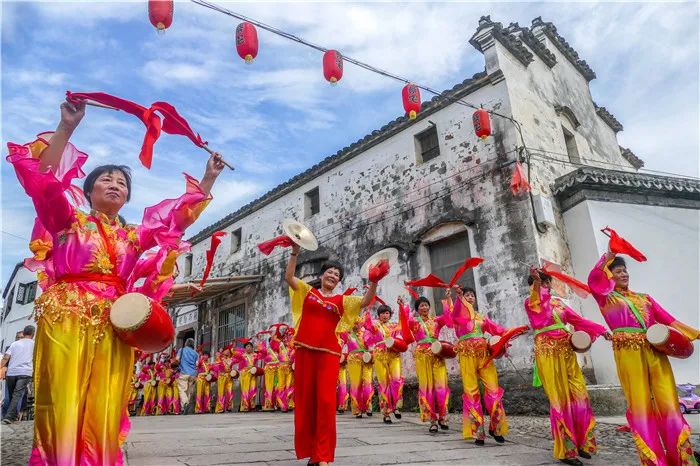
[1,263,40,351]
[175,15,699,392]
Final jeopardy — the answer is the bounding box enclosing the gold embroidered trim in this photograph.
[456,338,489,358]
[534,335,573,358]
[612,332,649,351]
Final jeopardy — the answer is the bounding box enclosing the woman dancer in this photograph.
[214,346,236,413]
[364,305,404,424]
[195,352,214,414]
[588,253,698,465]
[7,98,223,464]
[285,244,388,466]
[525,269,608,465]
[344,319,374,418]
[336,333,349,414]
[233,341,260,412]
[400,295,452,433]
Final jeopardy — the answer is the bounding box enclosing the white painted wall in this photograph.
[563,200,700,384]
[1,267,40,351]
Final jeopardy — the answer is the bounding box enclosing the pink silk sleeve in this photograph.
[648,296,700,340]
[561,305,607,340]
[437,308,453,329]
[137,173,212,251]
[482,317,507,336]
[588,254,615,307]
[6,133,87,233]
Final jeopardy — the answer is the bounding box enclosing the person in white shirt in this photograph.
[1,325,35,423]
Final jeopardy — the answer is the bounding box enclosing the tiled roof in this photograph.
[531,17,596,81]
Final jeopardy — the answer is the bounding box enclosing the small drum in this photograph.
[430,340,456,359]
[150,380,157,387]
[362,352,373,364]
[385,336,408,353]
[646,323,694,359]
[205,373,212,382]
[249,366,258,376]
[110,293,175,353]
[230,369,239,379]
[570,331,592,353]
[291,362,295,371]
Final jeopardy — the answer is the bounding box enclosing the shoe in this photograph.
[577,450,592,459]
[383,416,393,424]
[489,429,505,443]
[393,410,402,420]
[365,411,373,416]
[559,459,583,466]
[438,420,449,430]
[337,409,345,414]
[429,424,439,433]
[1,419,12,425]
[475,439,485,446]
[355,413,363,419]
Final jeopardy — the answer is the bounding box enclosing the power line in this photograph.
[1,230,28,242]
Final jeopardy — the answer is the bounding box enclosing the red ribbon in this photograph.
[368,259,390,283]
[66,91,207,169]
[199,231,227,288]
[405,273,449,288]
[510,161,532,195]
[540,264,591,298]
[257,235,295,256]
[404,286,420,300]
[602,227,647,262]
[449,257,484,287]
[343,288,358,296]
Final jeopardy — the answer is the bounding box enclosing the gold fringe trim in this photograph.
[612,332,649,352]
[534,335,573,358]
[455,338,489,358]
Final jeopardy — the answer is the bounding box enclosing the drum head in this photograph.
[646,324,669,345]
[362,352,372,364]
[488,335,501,346]
[430,340,442,355]
[571,331,591,350]
[385,337,395,347]
[111,293,150,329]
[360,248,399,279]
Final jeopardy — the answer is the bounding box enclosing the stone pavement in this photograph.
[2,413,699,465]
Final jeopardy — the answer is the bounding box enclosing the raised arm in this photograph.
[587,252,617,306]
[197,152,225,196]
[39,100,85,172]
[285,244,301,291]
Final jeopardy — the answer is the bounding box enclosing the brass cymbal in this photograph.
[282,218,319,251]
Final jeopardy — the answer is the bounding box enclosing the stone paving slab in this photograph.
[2,413,698,465]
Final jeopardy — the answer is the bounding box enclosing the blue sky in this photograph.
[2,1,698,288]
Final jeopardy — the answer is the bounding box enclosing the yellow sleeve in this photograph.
[669,321,700,341]
[336,296,363,334]
[289,280,312,330]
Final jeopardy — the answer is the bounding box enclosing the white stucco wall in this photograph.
[563,200,700,384]
[1,266,40,351]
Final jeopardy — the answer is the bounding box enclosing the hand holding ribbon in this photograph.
[257,235,295,256]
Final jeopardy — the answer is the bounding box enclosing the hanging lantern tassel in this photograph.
[148,0,174,32]
[473,107,492,140]
[402,83,421,120]
[323,50,343,85]
[236,22,259,63]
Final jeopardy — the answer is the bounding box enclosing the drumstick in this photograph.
[600,229,612,238]
[202,144,235,171]
[85,100,120,111]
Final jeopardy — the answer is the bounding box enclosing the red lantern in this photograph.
[236,22,259,63]
[148,0,173,31]
[323,50,343,84]
[473,108,491,139]
[402,83,421,120]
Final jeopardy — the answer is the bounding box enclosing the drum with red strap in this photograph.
[362,352,373,364]
[570,331,592,353]
[230,369,240,379]
[110,293,175,353]
[430,340,456,359]
[646,324,694,359]
[385,336,408,353]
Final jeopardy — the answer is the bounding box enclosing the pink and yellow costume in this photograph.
[524,286,606,460]
[344,327,375,415]
[400,304,451,424]
[155,363,179,415]
[127,372,140,415]
[270,336,293,411]
[363,313,404,417]
[233,350,260,412]
[260,342,281,411]
[588,255,698,465]
[195,357,214,414]
[8,132,210,464]
[450,297,508,440]
[139,365,158,416]
[337,333,349,412]
[214,354,235,413]
[154,362,168,415]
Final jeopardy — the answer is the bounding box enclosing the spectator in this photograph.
[175,338,199,414]
[1,325,35,424]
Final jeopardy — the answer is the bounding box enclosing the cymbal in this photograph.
[360,248,398,279]
[282,218,319,251]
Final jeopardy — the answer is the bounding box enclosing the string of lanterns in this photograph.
[147,0,492,139]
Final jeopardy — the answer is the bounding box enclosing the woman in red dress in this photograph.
[285,243,389,466]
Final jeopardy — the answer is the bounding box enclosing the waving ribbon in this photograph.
[199,231,227,288]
